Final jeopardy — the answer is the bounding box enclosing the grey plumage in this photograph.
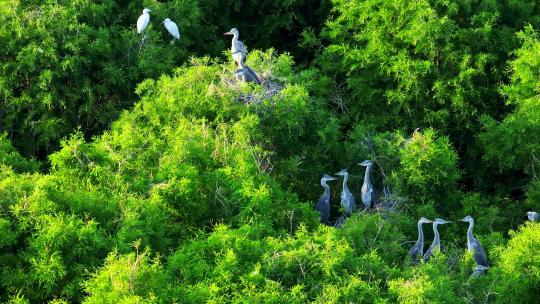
[527,211,539,222]
[224,28,247,68]
[315,174,337,225]
[460,215,489,267]
[333,215,346,229]
[234,65,260,84]
[422,218,451,262]
[470,265,490,279]
[407,217,432,264]
[335,169,356,216]
[358,160,374,208]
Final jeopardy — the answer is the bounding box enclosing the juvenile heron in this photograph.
[336,169,356,216]
[315,174,337,225]
[224,28,247,68]
[333,215,346,229]
[470,265,490,278]
[407,217,432,264]
[235,66,260,84]
[423,218,452,262]
[137,8,151,34]
[358,160,374,209]
[527,211,539,222]
[163,18,180,40]
[460,215,489,267]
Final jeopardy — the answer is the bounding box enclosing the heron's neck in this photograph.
[363,164,372,186]
[321,181,330,197]
[417,221,424,245]
[432,223,440,247]
[342,173,349,192]
[231,33,239,45]
[467,220,474,243]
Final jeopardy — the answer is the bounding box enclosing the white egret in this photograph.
[137,8,151,34]
[163,18,180,40]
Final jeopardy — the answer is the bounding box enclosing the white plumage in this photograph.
[163,18,180,40]
[137,8,151,34]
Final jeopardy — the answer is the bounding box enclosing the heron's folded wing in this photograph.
[237,40,247,56]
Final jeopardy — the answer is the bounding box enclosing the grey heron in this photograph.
[470,265,490,278]
[315,174,337,225]
[527,211,539,222]
[358,160,374,209]
[460,215,489,267]
[333,215,346,229]
[137,8,151,34]
[407,217,432,264]
[224,28,247,68]
[422,218,452,262]
[335,169,356,216]
[403,128,420,147]
[235,66,260,85]
[163,18,180,40]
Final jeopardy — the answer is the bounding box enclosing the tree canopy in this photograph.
[1,0,540,303]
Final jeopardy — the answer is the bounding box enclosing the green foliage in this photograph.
[0,133,39,172]
[1,0,540,302]
[0,0,330,158]
[493,223,540,303]
[392,129,460,209]
[83,249,169,304]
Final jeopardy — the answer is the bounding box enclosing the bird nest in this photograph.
[219,68,284,105]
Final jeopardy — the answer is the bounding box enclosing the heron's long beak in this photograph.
[459,218,467,222]
[327,176,338,181]
[224,31,232,35]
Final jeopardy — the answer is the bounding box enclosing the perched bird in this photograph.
[234,66,260,84]
[224,28,247,68]
[336,169,356,216]
[333,215,346,229]
[358,160,374,209]
[407,217,433,264]
[402,128,420,148]
[470,265,490,279]
[315,174,337,225]
[137,8,152,34]
[163,18,180,40]
[423,218,452,262]
[460,215,489,267]
[527,211,539,222]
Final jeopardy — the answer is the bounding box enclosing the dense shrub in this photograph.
[493,223,540,303]
[1,0,540,302]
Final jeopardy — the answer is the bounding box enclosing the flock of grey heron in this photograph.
[136,7,540,279]
[408,216,489,277]
[136,8,260,84]
[315,160,374,228]
[315,160,540,277]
